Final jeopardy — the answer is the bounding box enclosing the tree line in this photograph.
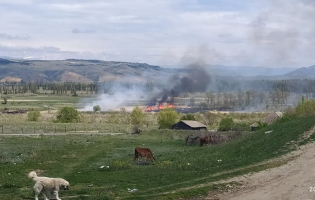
[0,82,98,95]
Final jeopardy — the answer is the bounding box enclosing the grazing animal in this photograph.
[200,136,213,146]
[28,171,69,200]
[134,147,155,162]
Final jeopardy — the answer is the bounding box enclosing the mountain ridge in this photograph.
[0,58,313,83]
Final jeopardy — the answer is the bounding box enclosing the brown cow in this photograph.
[134,147,155,162]
[200,136,213,146]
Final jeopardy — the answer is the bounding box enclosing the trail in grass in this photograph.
[211,142,315,200]
[209,125,315,200]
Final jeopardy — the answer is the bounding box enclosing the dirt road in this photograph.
[211,142,315,200]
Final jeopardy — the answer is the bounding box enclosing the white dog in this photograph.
[28,171,69,200]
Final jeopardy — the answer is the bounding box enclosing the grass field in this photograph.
[1,115,315,200]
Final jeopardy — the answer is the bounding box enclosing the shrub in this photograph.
[93,105,101,112]
[157,108,179,129]
[27,110,40,121]
[277,106,298,123]
[55,107,79,123]
[295,99,315,116]
[218,117,233,131]
[130,106,144,126]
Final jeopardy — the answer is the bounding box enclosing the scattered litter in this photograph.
[265,130,273,134]
[217,159,222,162]
[8,173,11,175]
[100,166,105,169]
[128,188,138,192]
[187,163,190,165]
[87,184,93,187]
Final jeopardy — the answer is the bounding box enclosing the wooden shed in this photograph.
[172,120,207,131]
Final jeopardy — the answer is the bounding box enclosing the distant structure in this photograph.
[172,120,207,131]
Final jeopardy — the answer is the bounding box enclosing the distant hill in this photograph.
[282,65,315,79]
[0,58,183,83]
[0,58,313,83]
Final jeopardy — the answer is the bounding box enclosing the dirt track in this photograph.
[211,142,315,200]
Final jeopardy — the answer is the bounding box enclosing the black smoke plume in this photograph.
[147,63,211,106]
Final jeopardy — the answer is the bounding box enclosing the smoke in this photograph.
[248,0,315,67]
[146,62,211,105]
[80,84,146,111]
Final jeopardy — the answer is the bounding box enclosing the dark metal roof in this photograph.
[180,120,207,128]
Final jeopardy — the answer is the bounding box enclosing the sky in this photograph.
[0,0,314,68]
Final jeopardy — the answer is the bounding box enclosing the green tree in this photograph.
[93,105,101,112]
[27,110,40,121]
[55,107,79,123]
[131,106,145,126]
[218,117,233,131]
[157,108,178,129]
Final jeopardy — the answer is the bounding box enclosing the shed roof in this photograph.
[180,120,207,128]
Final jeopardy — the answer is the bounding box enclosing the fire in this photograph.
[145,102,175,111]
[145,106,155,111]
[158,103,165,110]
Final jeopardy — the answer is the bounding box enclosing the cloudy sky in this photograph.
[0,0,314,68]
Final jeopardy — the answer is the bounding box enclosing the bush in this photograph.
[277,101,315,124]
[27,110,40,121]
[157,108,178,129]
[295,99,315,116]
[218,117,233,131]
[55,107,79,123]
[93,105,101,112]
[130,106,144,126]
[277,107,298,123]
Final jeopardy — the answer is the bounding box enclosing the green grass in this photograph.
[0,115,315,199]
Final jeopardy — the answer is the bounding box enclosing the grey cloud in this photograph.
[72,28,95,34]
[0,33,30,40]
